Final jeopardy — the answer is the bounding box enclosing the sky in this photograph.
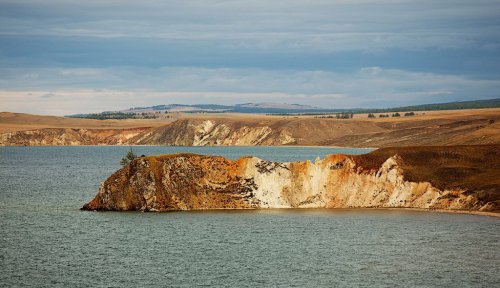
[1,0,500,115]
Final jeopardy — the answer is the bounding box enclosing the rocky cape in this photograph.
[82,145,499,213]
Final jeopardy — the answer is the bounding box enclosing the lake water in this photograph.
[0,146,498,287]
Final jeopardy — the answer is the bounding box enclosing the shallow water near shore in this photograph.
[1,146,499,287]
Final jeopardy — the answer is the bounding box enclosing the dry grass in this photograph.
[178,108,500,147]
[1,108,499,147]
[0,112,171,133]
[352,145,500,206]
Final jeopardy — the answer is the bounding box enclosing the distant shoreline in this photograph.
[0,144,377,150]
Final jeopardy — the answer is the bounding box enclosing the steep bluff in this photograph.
[130,119,296,146]
[0,119,296,146]
[0,127,149,146]
[82,145,500,212]
[2,113,499,147]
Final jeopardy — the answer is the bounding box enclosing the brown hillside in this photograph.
[0,112,169,133]
[1,109,499,147]
[353,145,500,209]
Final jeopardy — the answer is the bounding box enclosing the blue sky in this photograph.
[1,0,499,115]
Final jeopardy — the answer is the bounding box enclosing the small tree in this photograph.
[368,113,375,118]
[120,148,137,167]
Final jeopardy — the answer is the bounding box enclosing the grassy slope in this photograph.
[1,109,499,147]
[353,145,500,209]
[0,112,169,133]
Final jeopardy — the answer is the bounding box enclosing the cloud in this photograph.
[1,67,499,115]
[1,1,499,53]
[1,1,498,75]
[0,1,499,114]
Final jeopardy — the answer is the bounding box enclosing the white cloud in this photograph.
[1,67,498,115]
[1,0,499,52]
[0,1,499,114]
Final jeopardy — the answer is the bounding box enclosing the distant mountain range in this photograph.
[69,102,339,118]
[121,102,329,114]
[68,98,500,119]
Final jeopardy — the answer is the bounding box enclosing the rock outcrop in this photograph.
[128,119,297,146]
[0,127,149,146]
[82,145,500,212]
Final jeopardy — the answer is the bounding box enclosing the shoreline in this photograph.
[365,207,500,218]
[0,144,377,149]
[85,206,500,218]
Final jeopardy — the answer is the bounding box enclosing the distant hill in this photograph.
[354,98,500,114]
[67,99,500,119]
[126,102,328,113]
[231,103,338,114]
[68,102,338,119]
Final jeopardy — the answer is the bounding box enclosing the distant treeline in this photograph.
[68,98,499,119]
[271,98,500,116]
[369,112,415,118]
[71,112,139,120]
[356,98,500,114]
[70,112,171,120]
[314,112,354,119]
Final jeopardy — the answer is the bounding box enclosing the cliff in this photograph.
[0,127,149,145]
[2,110,499,147]
[82,145,500,212]
[129,119,297,146]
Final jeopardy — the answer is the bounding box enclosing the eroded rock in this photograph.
[82,145,500,212]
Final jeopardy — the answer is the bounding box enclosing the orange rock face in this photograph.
[82,154,258,211]
[82,145,500,212]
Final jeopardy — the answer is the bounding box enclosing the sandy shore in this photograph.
[366,207,500,218]
[133,207,500,218]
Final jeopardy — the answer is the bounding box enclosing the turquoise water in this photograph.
[0,146,498,287]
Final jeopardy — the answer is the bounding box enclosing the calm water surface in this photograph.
[0,146,498,287]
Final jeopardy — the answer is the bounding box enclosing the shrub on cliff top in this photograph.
[120,148,137,167]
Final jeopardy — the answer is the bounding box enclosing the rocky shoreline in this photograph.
[82,145,499,213]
